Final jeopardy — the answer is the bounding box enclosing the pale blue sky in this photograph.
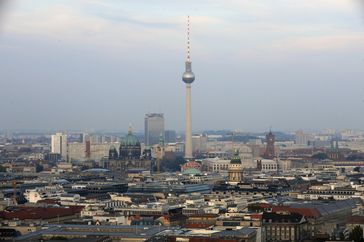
[0,0,364,132]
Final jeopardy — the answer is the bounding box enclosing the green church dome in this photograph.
[230,149,242,164]
[121,126,140,146]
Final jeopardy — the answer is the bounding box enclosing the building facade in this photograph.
[164,130,177,143]
[51,133,68,160]
[144,113,164,146]
[228,150,244,184]
[263,211,307,242]
[264,131,275,159]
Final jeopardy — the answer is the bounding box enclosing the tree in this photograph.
[161,156,186,172]
[349,225,363,242]
[311,152,328,160]
[0,165,6,172]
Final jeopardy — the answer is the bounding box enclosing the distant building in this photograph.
[106,126,151,178]
[228,150,244,184]
[68,143,110,162]
[90,134,103,144]
[144,113,164,146]
[51,133,68,160]
[263,131,275,159]
[327,138,340,160]
[205,157,230,173]
[295,131,312,146]
[192,134,208,154]
[257,159,278,173]
[164,130,177,143]
[119,127,141,160]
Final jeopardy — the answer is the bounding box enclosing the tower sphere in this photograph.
[182,71,195,84]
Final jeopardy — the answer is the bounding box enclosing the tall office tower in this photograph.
[145,113,165,146]
[182,16,195,160]
[165,130,177,143]
[263,130,275,159]
[51,132,68,160]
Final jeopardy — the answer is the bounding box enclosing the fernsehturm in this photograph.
[182,16,195,160]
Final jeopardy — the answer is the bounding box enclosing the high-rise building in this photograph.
[51,132,68,160]
[182,16,195,160]
[144,113,165,146]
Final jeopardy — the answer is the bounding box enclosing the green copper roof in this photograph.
[230,149,241,164]
[182,168,202,175]
[121,126,140,146]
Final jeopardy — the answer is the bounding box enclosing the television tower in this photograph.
[182,16,195,160]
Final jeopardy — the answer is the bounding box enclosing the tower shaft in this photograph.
[182,16,195,160]
[185,84,193,159]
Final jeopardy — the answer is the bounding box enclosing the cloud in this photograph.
[277,33,364,52]
[1,0,364,131]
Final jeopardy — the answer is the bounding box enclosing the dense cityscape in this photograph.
[1,1,364,242]
[2,124,364,241]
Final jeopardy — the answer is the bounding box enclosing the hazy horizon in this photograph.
[1,0,364,131]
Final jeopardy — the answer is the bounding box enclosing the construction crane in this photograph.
[12,180,17,205]
[156,146,161,174]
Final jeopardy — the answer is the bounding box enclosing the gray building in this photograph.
[144,113,164,146]
[165,130,177,143]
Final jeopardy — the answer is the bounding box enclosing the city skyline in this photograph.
[3,2,364,240]
[1,1,364,131]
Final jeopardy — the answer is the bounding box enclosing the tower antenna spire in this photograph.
[182,15,195,160]
[187,15,191,62]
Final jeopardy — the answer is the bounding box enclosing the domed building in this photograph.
[106,126,151,179]
[119,126,141,160]
[228,149,244,184]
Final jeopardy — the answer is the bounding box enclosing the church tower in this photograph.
[264,130,275,159]
[228,150,244,184]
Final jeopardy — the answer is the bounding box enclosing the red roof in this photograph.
[348,216,364,224]
[250,214,263,220]
[0,206,83,220]
[272,206,320,218]
[258,203,271,209]
[181,161,202,171]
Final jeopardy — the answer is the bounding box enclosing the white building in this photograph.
[278,159,292,172]
[24,185,65,203]
[205,158,230,173]
[295,131,313,146]
[164,142,184,153]
[68,143,113,162]
[260,159,278,172]
[51,132,68,159]
[192,134,208,153]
